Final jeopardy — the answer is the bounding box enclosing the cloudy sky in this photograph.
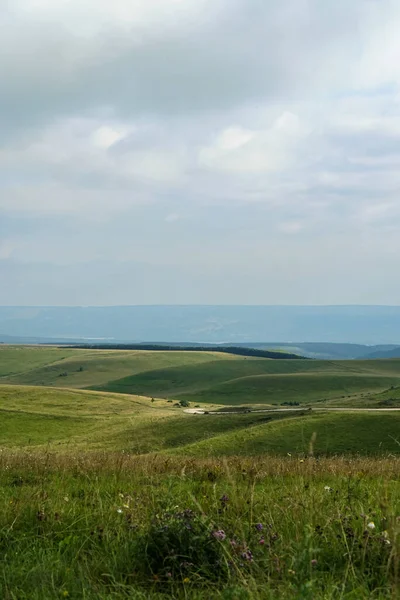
[1,0,400,305]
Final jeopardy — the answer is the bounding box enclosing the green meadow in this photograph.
[2,345,400,410]
[0,345,399,598]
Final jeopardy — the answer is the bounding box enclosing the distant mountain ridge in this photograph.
[362,347,400,359]
[1,334,399,360]
[1,306,400,353]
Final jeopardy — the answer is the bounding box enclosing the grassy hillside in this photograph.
[173,412,400,457]
[2,346,400,409]
[1,347,235,388]
[178,373,398,406]
[92,358,331,397]
[0,385,306,453]
[93,358,400,407]
[1,385,399,457]
[0,385,174,450]
[0,345,77,377]
[2,346,400,457]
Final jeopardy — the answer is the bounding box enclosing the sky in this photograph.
[1,0,400,305]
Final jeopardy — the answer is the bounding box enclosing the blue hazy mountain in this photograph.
[1,306,400,349]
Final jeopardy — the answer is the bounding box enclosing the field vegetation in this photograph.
[0,346,399,598]
[0,452,398,599]
[2,346,400,410]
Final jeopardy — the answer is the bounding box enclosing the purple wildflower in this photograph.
[241,550,253,562]
[255,523,263,531]
[212,529,226,541]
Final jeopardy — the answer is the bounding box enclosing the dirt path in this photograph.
[184,407,400,415]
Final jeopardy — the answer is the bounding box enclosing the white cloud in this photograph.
[91,126,127,150]
[11,0,211,35]
[198,112,308,173]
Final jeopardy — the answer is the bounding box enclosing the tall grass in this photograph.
[0,451,398,599]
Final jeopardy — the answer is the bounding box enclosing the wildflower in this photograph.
[382,530,391,545]
[299,459,304,463]
[61,592,69,598]
[64,496,69,503]
[324,486,333,492]
[255,523,263,531]
[183,577,190,584]
[117,509,123,514]
[180,561,194,569]
[311,559,318,567]
[212,530,226,541]
[259,537,265,545]
[288,569,296,575]
[367,522,375,530]
[241,550,253,562]
[315,525,323,535]
[220,494,229,504]
[166,572,172,579]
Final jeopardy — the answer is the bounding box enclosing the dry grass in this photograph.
[1,449,400,479]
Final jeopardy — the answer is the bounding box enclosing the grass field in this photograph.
[0,346,233,389]
[172,412,400,457]
[1,346,400,598]
[1,384,399,457]
[3,346,400,409]
[0,452,398,599]
[1,346,400,457]
[92,358,400,406]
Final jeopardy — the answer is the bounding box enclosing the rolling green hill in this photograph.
[0,345,77,377]
[1,346,400,457]
[0,385,171,450]
[0,384,304,452]
[93,357,400,407]
[177,373,399,406]
[0,346,236,388]
[171,412,400,457]
[2,346,400,409]
[1,384,399,457]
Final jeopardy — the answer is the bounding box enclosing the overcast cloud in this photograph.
[1,0,400,305]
